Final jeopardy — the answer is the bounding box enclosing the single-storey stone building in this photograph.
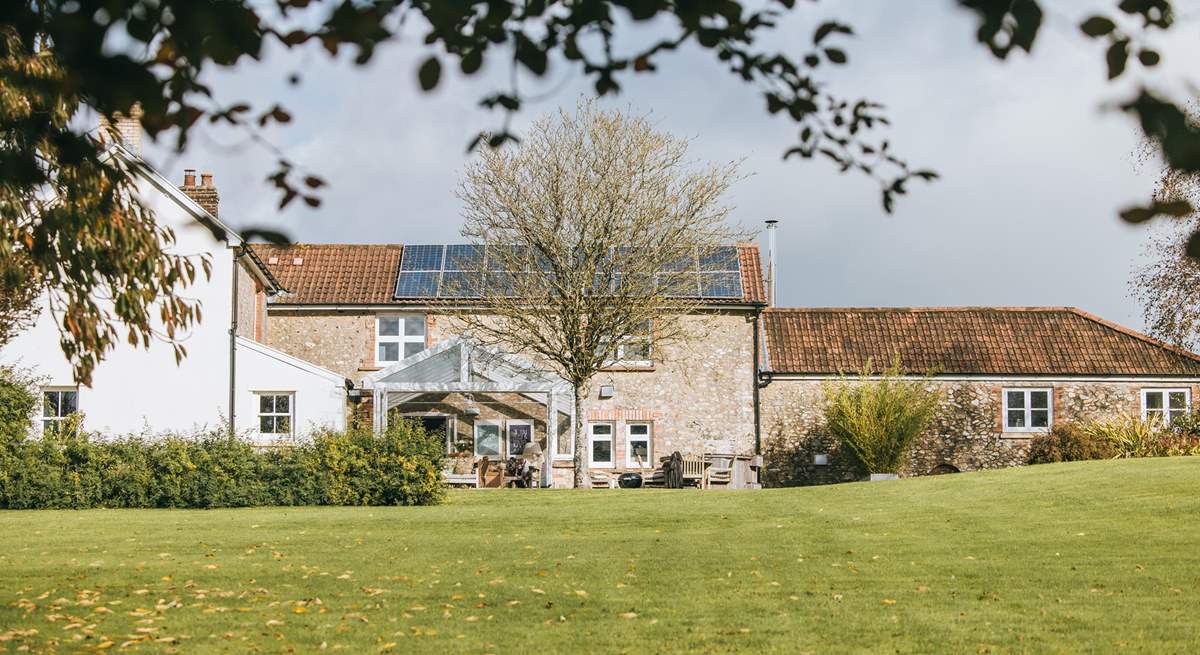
[759,307,1200,485]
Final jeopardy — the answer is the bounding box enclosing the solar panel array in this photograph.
[393,245,743,300]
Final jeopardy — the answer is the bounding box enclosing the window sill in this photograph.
[599,364,656,373]
[1000,431,1043,439]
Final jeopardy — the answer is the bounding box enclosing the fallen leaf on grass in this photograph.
[882,599,897,605]
[619,612,637,620]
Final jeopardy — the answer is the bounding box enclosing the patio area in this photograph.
[362,337,760,489]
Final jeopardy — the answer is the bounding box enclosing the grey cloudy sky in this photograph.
[144,1,1200,329]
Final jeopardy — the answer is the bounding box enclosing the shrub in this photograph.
[0,364,39,439]
[1082,415,1167,459]
[0,420,445,509]
[822,356,942,475]
[1027,422,1116,464]
[1028,415,1200,465]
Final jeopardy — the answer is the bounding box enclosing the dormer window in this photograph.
[376,314,426,366]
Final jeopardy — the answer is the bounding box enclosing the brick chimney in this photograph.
[179,168,220,217]
[97,104,144,155]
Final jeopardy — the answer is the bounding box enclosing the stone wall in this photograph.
[234,260,258,340]
[760,377,1200,486]
[265,311,376,379]
[265,307,759,486]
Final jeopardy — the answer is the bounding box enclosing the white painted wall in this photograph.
[1,149,346,438]
[235,337,347,442]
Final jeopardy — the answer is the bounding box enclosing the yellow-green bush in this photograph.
[822,357,942,475]
[1027,414,1200,465]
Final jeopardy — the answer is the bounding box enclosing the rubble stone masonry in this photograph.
[760,377,1200,486]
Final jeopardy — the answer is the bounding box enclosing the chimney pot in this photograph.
[178,168,219,217]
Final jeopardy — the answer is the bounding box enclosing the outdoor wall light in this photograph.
[598,384,615,399]
[464,406,481,416]
[813,453,829,466]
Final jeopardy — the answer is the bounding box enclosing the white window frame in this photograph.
[600,320,653,367]
[1141,388,1190,425]
[255,392,295,437]
[506,420,534,458]
[375,314,427,367]
[625,422,653,468]
[1002,388,1053,433]
[588,422,615,468]
[40,386,79,433]
[473,419,504,458]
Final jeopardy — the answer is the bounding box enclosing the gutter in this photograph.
[751,305,763,455]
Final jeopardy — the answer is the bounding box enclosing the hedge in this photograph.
[0,419,446,509]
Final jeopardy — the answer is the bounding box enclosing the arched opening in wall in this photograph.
[929,463,960,475]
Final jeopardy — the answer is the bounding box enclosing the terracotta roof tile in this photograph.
[736,243,765,304]
[251,244,401,305]
[764,307,1200,376]
[253,243,766,307]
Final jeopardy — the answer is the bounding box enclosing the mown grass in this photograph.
[1,458,1198,653]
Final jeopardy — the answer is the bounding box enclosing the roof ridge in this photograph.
[1067,308,1200,364]
[766,306,1080,314]
[253,243,403,248]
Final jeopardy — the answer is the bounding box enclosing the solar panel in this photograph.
[699,246,739,272]
[661,250,698,272]
[445,244,483,271]
[657,272,699,297]
[699,271,743,298]
[439,271,482,298]
[395,271,440,297]
[393,243,745,301]
[399,244,444,272]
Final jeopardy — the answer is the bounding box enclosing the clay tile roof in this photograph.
[763,307,1200,377]
[251,244,402,305]
[252,243,767,307]
[736,243,766,305]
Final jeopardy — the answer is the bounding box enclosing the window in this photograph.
[601,320,652,366]
[41,388,78,432]
[400,415,454,453]
[257,393,293,435]
[1003,388,1051,432]
[474,420,502,458]
[588,422,614,467]
[375,314,426,366]
[507,421,533,457]
[626,423,652,468]
[1142,388,1190,425]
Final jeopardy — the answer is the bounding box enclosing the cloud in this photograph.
[144,1,1198,329]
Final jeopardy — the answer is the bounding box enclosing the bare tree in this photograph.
[454,101,744,487]
[1130,162,1200,350]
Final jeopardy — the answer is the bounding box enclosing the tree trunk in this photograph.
[572,383,585,488]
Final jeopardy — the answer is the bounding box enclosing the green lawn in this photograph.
[1,459,1198,654]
